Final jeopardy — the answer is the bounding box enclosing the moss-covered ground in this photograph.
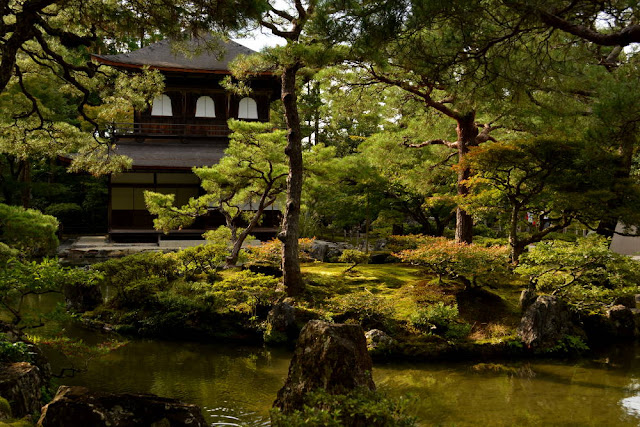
[298,262,526,346]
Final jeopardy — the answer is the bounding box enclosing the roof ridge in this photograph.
[93,35,256,72]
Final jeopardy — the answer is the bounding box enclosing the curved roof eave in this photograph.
[91,54,277,77]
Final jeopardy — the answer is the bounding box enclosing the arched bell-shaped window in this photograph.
[238,97,258,119]
[151,94,172,116]
[195,96,216,118]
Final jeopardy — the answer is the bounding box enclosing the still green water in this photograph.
[16,293,640,426]
[44,334,640,427]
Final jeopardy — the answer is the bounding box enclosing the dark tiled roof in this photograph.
[114,142,226,169]
[93,36,255,72]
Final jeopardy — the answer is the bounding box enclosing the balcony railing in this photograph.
[108,122,231,138]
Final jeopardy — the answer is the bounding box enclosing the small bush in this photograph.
[410,302,471,339]
[338,249,369,272]
[271,388,417,427]
[175,243,228,280]
[93,252,179,308]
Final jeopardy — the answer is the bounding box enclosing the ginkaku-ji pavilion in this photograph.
[90,37,281,242]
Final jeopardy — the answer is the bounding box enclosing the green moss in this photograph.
[0,396,11,417]
[0,420,35,427]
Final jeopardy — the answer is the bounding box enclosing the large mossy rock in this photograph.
[518,295,582,350]
[273,320,375,414]
[0,362,44,418]
[37,386,207,427]
[606,305,637,339]
[264,301,298,344]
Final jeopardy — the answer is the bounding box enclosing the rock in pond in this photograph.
[518,295,583,350]
[0,362,44,419]
[37,385,207,427]
[606,305,637,339]
[365,329,396,355]
[273,320,375,414]
[264,301,298,344]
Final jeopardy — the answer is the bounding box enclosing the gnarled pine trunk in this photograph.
[278,64,304,297]
[454,113,476,244]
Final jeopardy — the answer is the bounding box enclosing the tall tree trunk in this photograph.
[278,64,304,297]
[454,114,477,244]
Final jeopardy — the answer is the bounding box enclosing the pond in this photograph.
[15,292,640,426]
[45,333,640,426]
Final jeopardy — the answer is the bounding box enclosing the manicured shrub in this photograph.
[516,235,640,311]
[329,292,394,330]
[93,252,179,308]
[247,237,316,267]
[204,270,282,316]
[395,237,510,288]
[175,243,229,280]
[338,249,369,272]
[0,203,59,257]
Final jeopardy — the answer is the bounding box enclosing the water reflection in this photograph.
[47,338,640,426]
[16,292,640,426]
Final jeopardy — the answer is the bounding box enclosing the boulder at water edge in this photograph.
[264,301,298,344]
[365,329,397,356]
[273,320,375,414]
[37,385,207,427]
[0,362,44,418]
[606,305,637,339]
[518,295,582,350]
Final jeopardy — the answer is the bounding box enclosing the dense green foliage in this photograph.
[0,257,99,325]
[410,303,472,340]
[516,236,640,311]
[271,388,417,427]
[89,251,282,338]
[0,334,32,364]
[0,203,58,257]
[328,292,394,330]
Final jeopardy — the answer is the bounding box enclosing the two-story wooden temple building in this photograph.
[89,37,281,242]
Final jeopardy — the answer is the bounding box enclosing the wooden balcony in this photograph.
[108,122,231,140]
